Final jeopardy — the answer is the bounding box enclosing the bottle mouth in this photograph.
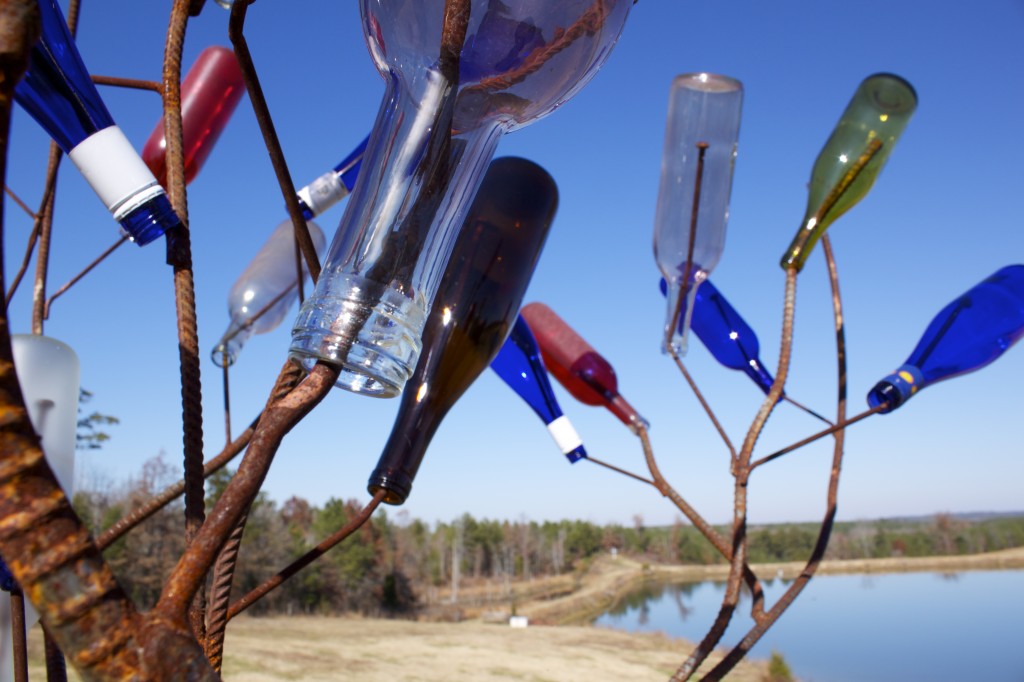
[119,193,181,246]
[367,471,412,506]
[289,274,425,398]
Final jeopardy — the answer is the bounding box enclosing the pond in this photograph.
[593,569,1024,681]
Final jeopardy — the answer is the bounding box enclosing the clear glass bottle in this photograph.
[142,46,246,188]
[781,73,917,271]
[295,135,369,219]
[491,314,587,463]
[13,0,182,245]
[368,157,559,504]
[212,219,327,367]
[520,302,648,433]
[653,73,743,356]
[867,265,1024,413]
[289,0,634,398]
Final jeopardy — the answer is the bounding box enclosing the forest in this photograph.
[72,454,1024,619]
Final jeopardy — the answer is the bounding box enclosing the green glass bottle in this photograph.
[781,73,917,272]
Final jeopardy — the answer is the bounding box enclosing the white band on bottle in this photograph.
[297,171,348,217]
[68,126,164,220]
[547,415,583,454]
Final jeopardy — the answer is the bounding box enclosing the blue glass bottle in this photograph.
[295,135,369,219]
[868,265,1024,413]
[491,314,587,463]
[659,278,776,394]
[14,0,182,245]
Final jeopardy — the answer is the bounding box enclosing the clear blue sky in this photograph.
[5,0,1023,527]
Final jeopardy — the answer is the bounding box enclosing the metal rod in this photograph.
[42,626,68,682]
[584,455,657,487]
[3,186,36,218]
[665,142,708,352]
[10,588,28,682]
[782,394,834,426]
[226,490,388,621]
[90,74,162,93]
[228,0,322,285]
[43,235,128,319]
[4,181,54,307]
[750,404,884,470]
[671,355,737,460]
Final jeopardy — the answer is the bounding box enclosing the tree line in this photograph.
[71,454,1024,618]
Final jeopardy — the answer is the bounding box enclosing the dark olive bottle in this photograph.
[367,157,559,504]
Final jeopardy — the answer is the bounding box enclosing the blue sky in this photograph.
[5,0,1024,527]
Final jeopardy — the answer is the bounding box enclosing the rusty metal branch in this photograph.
[3,186,35,218]
[670,357,737,460]
[4,180,54,308]
[750,404,884,470]
[228,0,322,285]
[10,588,28,682]
[226,489,387,621]
[584,454,657,487]
[672,267,797,681]
[90,74,162,93]
[43,235,128,320]
[154,360,337,630]
[701,235,849,681]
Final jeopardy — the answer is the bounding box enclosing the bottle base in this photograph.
[289,274,425,398]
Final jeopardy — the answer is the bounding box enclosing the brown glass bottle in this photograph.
[368,157,559,504]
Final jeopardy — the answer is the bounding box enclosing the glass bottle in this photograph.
[142,45,246,188]
[290,0,634,398]
[2,334,81,666]
[491,314,587,463]
[368,156,559,504]
[781,73,917,272]
[520,302,648,433]
[867,265,1024,413]
[653,73,743,356]
[659,277,776,395]
[296,135,369,219]
[13,0,182,245]
[212,219,327,367]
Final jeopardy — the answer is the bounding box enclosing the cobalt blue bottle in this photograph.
[14,0,182,245]
[660,278,776,394]
[868,265,1024,413]
[295,135,369,219]
[491,314,587,463]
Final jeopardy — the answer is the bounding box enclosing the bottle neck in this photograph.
[290,72,504,396]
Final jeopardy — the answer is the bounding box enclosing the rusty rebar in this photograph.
[665,142,708,354]
[42,626,68,682]
[43,236,128,319]
[750,404,884,470]
[4,180,54,307]
[90,74,162,93]
[3,186,35,218]
[161,0,210,640]
[584,454,657,487]
[228,0,321,285]
[702,235,850,681]
[670,356,736,460]
[10,588,28,682]
[203,511,248,672]
[672,267,797,681]
[154,360,336,630]
[227,490,388,621]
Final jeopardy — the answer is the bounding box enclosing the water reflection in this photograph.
[593,570,1024,682]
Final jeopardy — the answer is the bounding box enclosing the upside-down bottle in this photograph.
[289,0,633,398]
[659,277,776,394]
[295,135,369,219]
[491,314,587,463]
[212,219,327,367]
[2,334,81,682]
[142,45,246,188]
[368,157,558,504]
[867,265,1024,413]
[781,73,917,271]
[13,0,182,245]
[653,73,743,356]
[520,302,648,433]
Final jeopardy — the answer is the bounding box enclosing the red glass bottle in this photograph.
[142,46,246,187]
[520,302,647,433]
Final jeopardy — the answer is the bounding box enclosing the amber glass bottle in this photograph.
[368,157,559,504]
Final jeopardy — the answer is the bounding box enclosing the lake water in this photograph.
[592,569,1024,681]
